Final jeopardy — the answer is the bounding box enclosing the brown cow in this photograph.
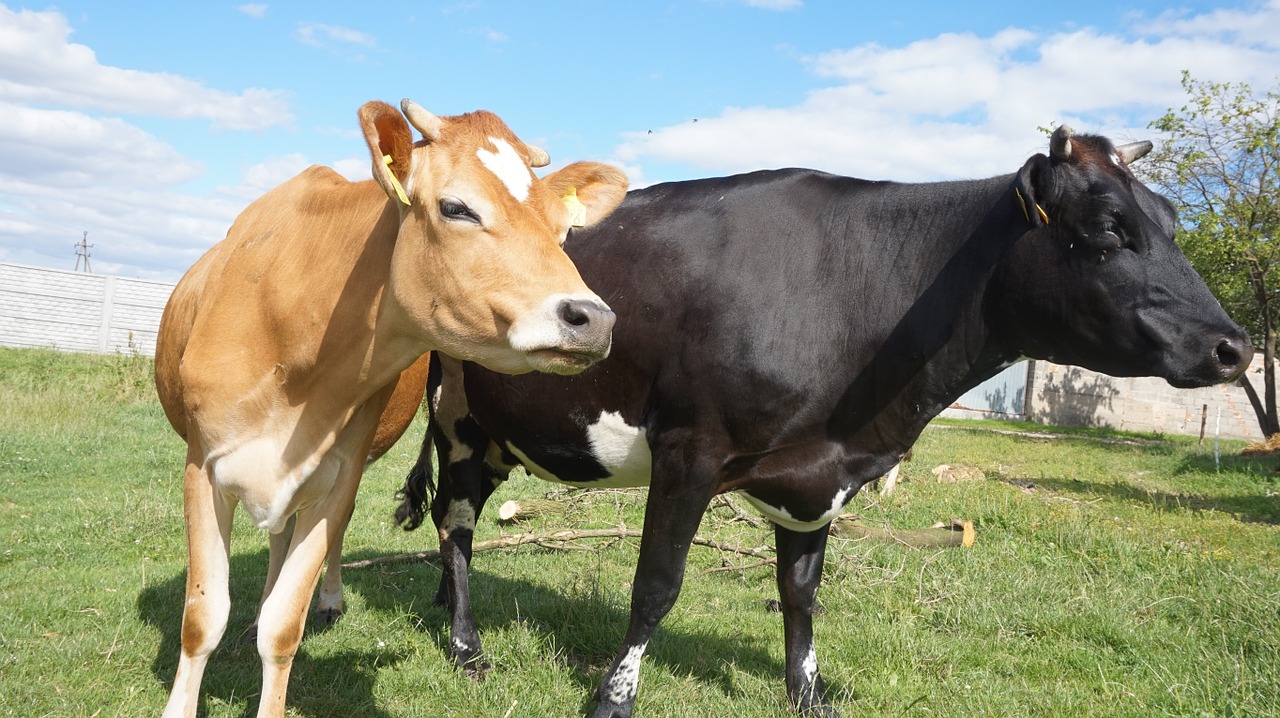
[154,98,627,718]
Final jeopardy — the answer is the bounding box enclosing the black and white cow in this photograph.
[395,127,1251,717]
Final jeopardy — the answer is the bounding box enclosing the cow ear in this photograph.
[543,162,629,229]
[358,100,415,207]
[1014,153,1053,227]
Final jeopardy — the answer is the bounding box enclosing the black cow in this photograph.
[395,126,1251,718]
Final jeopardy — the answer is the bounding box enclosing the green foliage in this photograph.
[1,348,1278,717]
[1141,72,1280,434]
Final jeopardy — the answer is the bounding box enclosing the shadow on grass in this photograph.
[137,548,398,718]
[1011,471,1280,526]
[336,546,835,714]
[965,425,1280,525]
[139,545,833,715]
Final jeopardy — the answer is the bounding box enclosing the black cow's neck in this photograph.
[825,173,1027,456]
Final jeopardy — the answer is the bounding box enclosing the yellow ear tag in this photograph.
[382,154,411,206]
[563,187,587,228]
[1036,203,1050,225]
[1014,188,1031,222]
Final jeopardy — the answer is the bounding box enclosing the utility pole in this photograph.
[74,231,93,273]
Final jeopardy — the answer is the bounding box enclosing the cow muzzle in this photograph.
[1211,333,1252,383]
[1165,328,1253,389]
[508,295,616,375]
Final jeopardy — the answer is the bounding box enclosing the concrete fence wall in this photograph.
[0,262,174,357]
[0,261,1269,441]
[1025,359,1265,442]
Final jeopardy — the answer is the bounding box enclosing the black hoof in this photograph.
[588,699,633,718]
[313,607,344,626]
[461,658,491,682]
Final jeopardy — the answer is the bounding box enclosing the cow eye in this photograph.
[439,198,480,224]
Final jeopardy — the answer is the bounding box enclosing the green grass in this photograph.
[1,347,1277,717]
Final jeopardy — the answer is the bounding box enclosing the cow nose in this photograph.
[1215,334,1253,380]
[557,298,614,334]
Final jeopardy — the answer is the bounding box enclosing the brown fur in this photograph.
[155,98,627,718]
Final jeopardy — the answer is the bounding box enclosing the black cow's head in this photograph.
[992,125,1252,388]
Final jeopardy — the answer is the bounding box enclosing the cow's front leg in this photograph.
[775,523,837,718]
[590,450,714,718]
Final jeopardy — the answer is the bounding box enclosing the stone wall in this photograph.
[1025,359,1264,441]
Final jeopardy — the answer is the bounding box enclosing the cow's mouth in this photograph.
[528,347,606,375]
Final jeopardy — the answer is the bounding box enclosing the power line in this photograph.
[74,231,93,273]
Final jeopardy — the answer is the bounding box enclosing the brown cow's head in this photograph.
[358,99,628,375]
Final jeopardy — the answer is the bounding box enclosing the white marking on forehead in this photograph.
[476,137,533,202]
[738,485,854,532]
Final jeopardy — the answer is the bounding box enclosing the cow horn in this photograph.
[400,98,442,142]
[527,145,551,168]
[1115,140,1153,165]
[1050,125,1074,161]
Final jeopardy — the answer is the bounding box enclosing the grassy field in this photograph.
[0,346,1277,717]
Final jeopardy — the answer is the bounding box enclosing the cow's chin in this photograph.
[1161,360,1248,389]
[524,347,608,376]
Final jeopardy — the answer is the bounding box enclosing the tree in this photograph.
[1141,72,1280,437]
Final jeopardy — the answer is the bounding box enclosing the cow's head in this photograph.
[993,125,1252,388]
[358,99,628,375]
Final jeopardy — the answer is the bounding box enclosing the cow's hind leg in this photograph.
[590,443,715,718]
[253,460,362,718]
[776,524,838,718]
[245,515,295,643]
[313,501,354,625]
[163,454,236,718]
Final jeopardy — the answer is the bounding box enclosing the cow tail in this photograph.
[393,352,442,531]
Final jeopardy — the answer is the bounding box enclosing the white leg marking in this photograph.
[801,644,819,686]
[477,137,532,201]
[601,642,647,704]
[439,498,476,539]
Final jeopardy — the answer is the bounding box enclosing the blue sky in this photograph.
[2,0,1279,281]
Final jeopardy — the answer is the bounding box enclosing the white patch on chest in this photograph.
[502,409,651,488]
[738,485,854,533]
[207,434,343,534]
[585,411,652,485]
[476,137,532,202]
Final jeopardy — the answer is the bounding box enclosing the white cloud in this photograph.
[740,0,802,9]
[296,22,377,50]
[214,154,313,201]
[0,6,292,130]
[238,3,268,19]
[618,4,1280,184]
[0,6,297,279]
